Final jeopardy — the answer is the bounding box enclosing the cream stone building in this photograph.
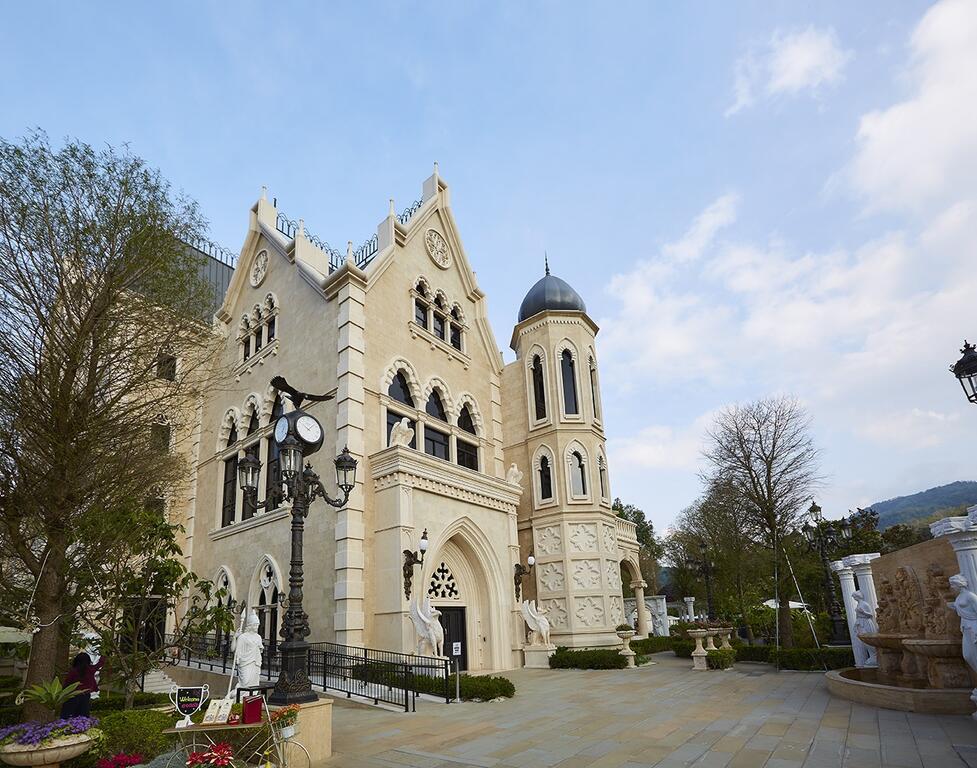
[181,168,646,671]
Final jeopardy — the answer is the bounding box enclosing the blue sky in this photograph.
[3,1,974,532]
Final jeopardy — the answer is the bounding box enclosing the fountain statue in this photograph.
[950,575,977,677]
[852,590,878,668]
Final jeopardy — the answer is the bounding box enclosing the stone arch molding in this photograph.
[422,376,455,417]
[454,392,484,434]
[248,554,284,609]
[243,392,263,421]
[218,407,242,451]
[564,440,591,500]
[531,443,558,506]
[214,566,237,604]
[381,357,423,404]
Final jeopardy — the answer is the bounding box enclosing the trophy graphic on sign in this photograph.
[169,683,210,728]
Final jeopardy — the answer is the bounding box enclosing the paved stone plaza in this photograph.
[329,654,977,768]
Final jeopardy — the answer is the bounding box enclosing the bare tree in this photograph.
[0,132,226,717]
[702,397,821,647]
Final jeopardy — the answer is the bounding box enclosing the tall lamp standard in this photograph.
[951,340,977,404]
[685,543,716,622]
[801,501,851,646]
[238,393,357,705]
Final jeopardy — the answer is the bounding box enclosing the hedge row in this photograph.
[549,648,627,670]
[773,647,854,670]
[671,640,694,658]
[630,637,673,654]
[706,649,736,670]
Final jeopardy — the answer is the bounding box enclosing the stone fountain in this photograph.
[826,533,977,715]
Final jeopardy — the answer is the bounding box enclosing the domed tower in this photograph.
[502,263,625,649]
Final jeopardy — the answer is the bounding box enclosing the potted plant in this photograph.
[269,704,300,740]
[615,623,635,640]
[0,716,101,768]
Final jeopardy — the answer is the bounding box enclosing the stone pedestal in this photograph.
[523,645,557,669]
[684,597,696,620]
[704,631,718,651]
[688,630,708,671]
[717,628,733,650]
[617,630,636,668]
[285,698,331,763]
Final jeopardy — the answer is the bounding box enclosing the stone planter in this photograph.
[717,628,733,650]
[0,733,94,768]
[687,630,708,671]
[617,630,636,668]
[704,630,718,652]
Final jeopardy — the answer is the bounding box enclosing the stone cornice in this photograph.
[829,560,853,574]
[370,445,521,513]
[930,516,976,538]
[509,312,599,353]
[842,553,880,568]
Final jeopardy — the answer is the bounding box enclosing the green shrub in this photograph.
[549,648,627,670]
[96,710,178,759]
[706,649,736,670]
[453,674,515,700]
[630,637,673,654]
[735,645,772,663]
[669,621,697,638]
[773,647,853,670]
[671,640,694,658]
[90,691,172,712]
[349,663,514,701]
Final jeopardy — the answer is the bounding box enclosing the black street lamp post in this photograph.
[686,543,716,622]
[238,383,357,705]
[801,501,851,646]
[951,340,977,405]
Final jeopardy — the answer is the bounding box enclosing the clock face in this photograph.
[274,416,289,443]
[250,250,268,287]
[296,415,322,444]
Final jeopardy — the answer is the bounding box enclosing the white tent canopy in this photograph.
[761,599,808,610]
[0,627,31,644]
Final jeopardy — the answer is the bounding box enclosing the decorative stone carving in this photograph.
[852,590,879,668]
[424,229,451,269]
[575,596,604,627]
[649,595,669,637]
[520,600,552,646]
[949,574,977,717]
[569,524,598,553]
[538,562,565,592]
[536,526,562,556]
[228,609,263,695]
[249,249,268,287]
[924,565,955,639]
[601,525,617,554]
[408,595,444,657]
[605,560,621,590]
[505,463,524,486]
[427,562,460,600]
[389,417,414,447]
[609,596,624,625]
[876,577,899,633]
[894,566,926,636]
[572,559,600,589]
[540,598,568,629]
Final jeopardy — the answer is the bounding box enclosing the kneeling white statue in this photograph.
[227,609,264,697]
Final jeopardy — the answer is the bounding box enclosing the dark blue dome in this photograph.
[517,270,587,322]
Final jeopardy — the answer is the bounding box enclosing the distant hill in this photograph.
[870,481,977,529]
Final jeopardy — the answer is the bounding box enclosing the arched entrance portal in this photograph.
[620,557,650,637]
[423,520,507,672]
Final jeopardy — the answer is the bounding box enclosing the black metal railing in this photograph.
[164,634,450,712]
[397,199,423,225]
[186,236,238,268]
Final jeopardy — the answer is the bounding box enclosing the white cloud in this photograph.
[849,0,977,213]
[607,411,718,473]
[663,193,738,263]
[726,25,852,116]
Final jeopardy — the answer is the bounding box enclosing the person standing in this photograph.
[60,652,104,718]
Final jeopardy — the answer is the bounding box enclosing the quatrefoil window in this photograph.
[427,562,460,599]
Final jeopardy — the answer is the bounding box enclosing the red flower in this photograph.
[186,751,207,767]
[205,743,234,767]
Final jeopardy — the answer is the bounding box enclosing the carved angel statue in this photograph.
[949,574,977,678]
[852,590,879,668]
[506,463,524,487]
[390,417,414,448]
[408,595,444,657]
[520,600,551,647]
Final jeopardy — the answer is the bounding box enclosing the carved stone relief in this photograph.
[538,562,565,593]
[876,577,899,633]
[536,526,562,556]
[609,596,624,625]
[571,559,600,589]
[605,560,621,590]
[575,596,605,627]
[601,525,616,554]
[894,566,925,636]
[540,598,568,629]
[569,523,598,553]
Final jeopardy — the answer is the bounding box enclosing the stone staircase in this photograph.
[140,668,178,694]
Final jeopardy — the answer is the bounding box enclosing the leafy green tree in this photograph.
[881,523,933,553]
[613,498,664,591]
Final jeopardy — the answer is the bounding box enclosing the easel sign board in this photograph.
[169,684,210,728]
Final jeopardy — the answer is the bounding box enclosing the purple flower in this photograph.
[0,717,98,747]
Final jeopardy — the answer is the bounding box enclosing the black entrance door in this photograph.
[438,607,467,671]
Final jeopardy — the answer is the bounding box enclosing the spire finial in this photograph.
[544,252,550,276]
[261,185,267,201]
[389,198,395,217]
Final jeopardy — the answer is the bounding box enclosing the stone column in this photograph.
[931,509,977,589]
[649,595,669,637]
[844,553,881,612]
[831,559,868,667]
[631,580,650,638]
[684,596,695,620]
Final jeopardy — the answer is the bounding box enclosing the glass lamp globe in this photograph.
[237,453,261,493]
[334,446,358,494]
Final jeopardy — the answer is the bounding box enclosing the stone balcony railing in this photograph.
[616,517,638,545]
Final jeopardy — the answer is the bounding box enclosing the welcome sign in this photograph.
[169,683,210,728]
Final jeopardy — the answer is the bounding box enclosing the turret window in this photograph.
[561,349,579,415]
[539,455,553,500]
[389,371,415,407]
[426,391,448,421]
[570,450,587,496]
[532,355,546,421]
[589,356,600,421]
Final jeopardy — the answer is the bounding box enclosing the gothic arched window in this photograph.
[458,404,476,435]
[425,391,447,421]
[388,371,415,407]
[221,423,238,528]
[539,456,553,500]
[589,356,600,421]
[570,450,587,496]
[561,349,579,415]
[265,395,283,505]
[242,411,261,520]
[532,355,546,421]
